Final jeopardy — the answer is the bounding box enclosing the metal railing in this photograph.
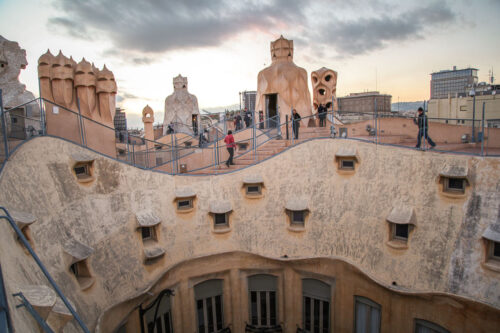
[1,89,499,176]
[0,207,90,333]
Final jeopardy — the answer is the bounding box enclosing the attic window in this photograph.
[444,177,465,194]
[11,211,37,250]
[285,198,309,231]
[246,184,261,195]
[214,213,228,227]
[291,210,305,225]
[209,201,232,233]
[439,166,469,196]
[63,239,95,290]
[335,148,359,172]
[482,226,500,271]
[243,175,264,199]
[141,226,156,241]
[386,206,416,250]
[340,159,355,170]
[71,154,95,184]
[489,241,500,261]
[392,224,409,241]
[174,188,196,213]
[177,199,193,210]
[69,260,92,288]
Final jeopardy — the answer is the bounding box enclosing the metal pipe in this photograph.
[76,97,86,146]
[481,102,485,156]
[285,115,289,140]
[0,208,90,333]
[0,89,9,161]
[472,93,476,142]
[253,109,257,163]
[37,80,46,136]
[374,99,378,144]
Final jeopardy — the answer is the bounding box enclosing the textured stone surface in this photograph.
[162,74,199,136]
[0,137,499,331]
[0,35,37,108]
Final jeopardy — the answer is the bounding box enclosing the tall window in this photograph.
[142,293,173,333]
[248,274,278,327]
[195,279,224,333]
[354,296,381,333]
[302,279,330,333]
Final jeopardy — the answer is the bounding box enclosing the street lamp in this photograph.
[469,88,476,142]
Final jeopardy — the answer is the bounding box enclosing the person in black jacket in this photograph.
[292,109,301,139]
[414,107,436,149]
[317,104,326,127]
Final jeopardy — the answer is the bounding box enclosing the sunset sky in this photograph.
[1,0,499,128]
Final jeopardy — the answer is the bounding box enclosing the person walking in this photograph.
[224,130,236,167]
[244,108,251,128]
[292,109,301,139]
[317,104,326,127]
[414,107,436,149]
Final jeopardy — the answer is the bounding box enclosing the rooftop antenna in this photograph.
[489,69,494,84]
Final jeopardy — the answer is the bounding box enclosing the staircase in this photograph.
[187,126,331,175]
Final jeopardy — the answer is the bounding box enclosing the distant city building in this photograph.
[337,91,392,113]
[241,91,256,111]
[430,66,478,99]
[114,108,127,131]
[428,83,500,127]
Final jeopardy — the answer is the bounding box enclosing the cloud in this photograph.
[313,2,456,57]
[48,0,307,53]
[47,17,90,40]
[116,91,140,103]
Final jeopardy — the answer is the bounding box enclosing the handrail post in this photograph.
[174,134,178,174]
[285,115,289,140]
[38,80,46,136]
[0,208,90,333]
[290,107,294,145]
[76,97,86,147]
[374,99,378,144]
[0,89,9,161]
[253,109,257,163]
[481,102,485,156]
[170,134,175,175]
[145,141,150,169]
[423,101,427,150]
[277,112,281,139]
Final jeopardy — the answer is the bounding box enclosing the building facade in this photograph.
[114,108,127,132]
[241,91,257,112]
[337,91,392,113]
[427,84,500,127]
[430,67,478,99]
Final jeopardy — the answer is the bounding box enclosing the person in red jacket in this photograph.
[224,130,236,167]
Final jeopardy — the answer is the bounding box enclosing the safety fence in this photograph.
[1,90,499,176]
